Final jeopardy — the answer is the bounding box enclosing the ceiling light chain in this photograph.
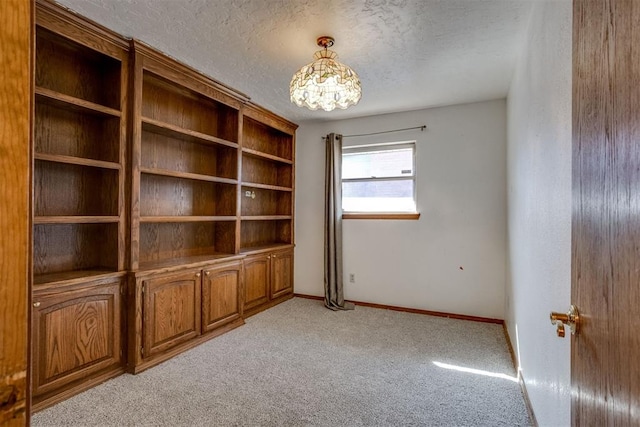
[290,36,362,112]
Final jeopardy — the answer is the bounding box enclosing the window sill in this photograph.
[342,212,421,220]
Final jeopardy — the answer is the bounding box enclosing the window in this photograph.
[342,141,417,217]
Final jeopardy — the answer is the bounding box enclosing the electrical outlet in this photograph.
[349,273,355,283]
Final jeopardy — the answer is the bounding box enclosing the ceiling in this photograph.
[55,0,535,124]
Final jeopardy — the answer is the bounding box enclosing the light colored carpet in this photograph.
[33,297,530,426]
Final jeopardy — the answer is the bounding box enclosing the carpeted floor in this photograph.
[33,297,530,426]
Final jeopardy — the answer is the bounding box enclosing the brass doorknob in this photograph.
[550,304,580,338]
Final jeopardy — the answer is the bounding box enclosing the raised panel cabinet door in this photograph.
[243,254,270,311]
[142,269,201,357]
[270,249,293,299]
[202,262,242,333]
[31,280,123,397]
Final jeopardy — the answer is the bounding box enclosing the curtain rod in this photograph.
[321,125,426,139]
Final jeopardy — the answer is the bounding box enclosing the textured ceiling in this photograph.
[55,0,534,123]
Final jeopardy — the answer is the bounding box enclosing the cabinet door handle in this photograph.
[33,302,41,308]
[267,256,271,259]
[205,271,210,276]
[195,273,201,278]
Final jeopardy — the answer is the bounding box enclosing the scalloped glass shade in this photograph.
[290,49,362,112]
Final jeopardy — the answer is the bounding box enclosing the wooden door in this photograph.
[270,249,293,299]
[142,270,201,357]
[243,254,270,311]
[0,0,31,423]
[31,281,123,398]
[572,0,640,424]
[202,262,242,332]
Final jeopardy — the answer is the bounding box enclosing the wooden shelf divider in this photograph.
[33,270,124,288]
[241,148,293,164]
[139,215,238,223]
[35,86,121,117]
[34,215,120,224]
[241,182,292,192]
[32,1,299,406]
[141,116,238,149]
[34,152,121,170]
[240,215,292,221]
[32,5,129,411]
[140,167,237,185]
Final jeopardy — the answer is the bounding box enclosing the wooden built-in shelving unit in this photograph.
[32,0,297,410]
[32,2,130,410]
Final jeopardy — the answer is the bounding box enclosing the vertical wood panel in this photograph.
[142,271,201,356]
[572,0,640,425]
[0,0,31,424]
[243,255,269,310]
[271,250,293,299]
[32,282,122,397]
[202,263,241,332]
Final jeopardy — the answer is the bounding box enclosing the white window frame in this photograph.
[341,141,419,219]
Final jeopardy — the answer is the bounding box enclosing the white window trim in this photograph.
[341,140,419,219]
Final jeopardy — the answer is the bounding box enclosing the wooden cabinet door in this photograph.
[271,249,293,299]
[142,269,201,358]
[32,280,123,397]
[202,262,242,333]
[243,254,270,311]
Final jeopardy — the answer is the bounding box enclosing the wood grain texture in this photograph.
[139,174,235,217]
[202,262,242,332]
[239,243,294,255]
[32,281,122,397]
[0,0,31,423]
[140,167,237,186]
[270,249,293,299]
[35,87,121,118]
[132,39,247,107]
[142,270,201,357]
[141,117,238,150]
[242,254,270,310]
[242,103,298,136]
[241,155,293,188]
[36,27,121,109]
[141,72,238,142]
[141,127,237,179]
[34,153,120,170]
[572,0,640,425]
[34,160,118,216]
[243,117,293,160]
[35,0,129,56]
[240,219,292,249]
[33,216,119,224]
[241,148,293,165]
[139,222,237,265]
[241,187,291,216]
[241,182,293,192]
[33,223,119,276]
[34,96,120,179]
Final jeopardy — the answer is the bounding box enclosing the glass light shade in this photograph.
[290,49,361,112]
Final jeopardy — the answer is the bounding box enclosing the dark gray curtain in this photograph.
[324,133,355,311]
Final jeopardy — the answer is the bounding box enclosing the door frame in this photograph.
[0,0,33,424]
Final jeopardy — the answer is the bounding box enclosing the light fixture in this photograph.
[290,36,362,112]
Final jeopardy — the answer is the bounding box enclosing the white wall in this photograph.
[505,1,572,426]
[295,100,507,319]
